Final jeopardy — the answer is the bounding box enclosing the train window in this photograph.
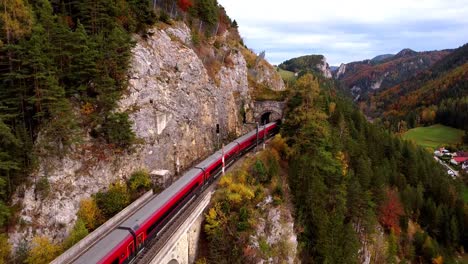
[128,241,135,257]
[112,258,119,264]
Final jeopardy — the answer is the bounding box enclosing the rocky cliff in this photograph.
[10,22,284,246]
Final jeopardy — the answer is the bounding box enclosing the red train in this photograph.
[73,122,279,264]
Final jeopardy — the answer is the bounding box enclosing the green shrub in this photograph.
[63,219,88,250]
[128,170,152,194]
[95,182,131,218]
[253,159,269,183]
[102,112,135,148]
[159,10,170,24]
[36,177,50,198]
[191,31,200,46]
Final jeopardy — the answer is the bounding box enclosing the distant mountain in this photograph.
[370,54,394,63]
[364,43,468,132]
[278,55,332,78]
[334,48,451,101]
[330,66,339,72]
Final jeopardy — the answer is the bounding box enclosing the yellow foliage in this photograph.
[204,204,226,236]
[227,192,242,204]
[80,102,95,115]
[77,198,103,231]
[0,234,11,264]
[432,255,443,264]
[26,236,62,264]
[269,134,290,158]
[0,0,33,42]
[232,183,254,200]
[329,102,336,114]
[237,170,248,185]
[218,173,233,188]
[336,151,348,176]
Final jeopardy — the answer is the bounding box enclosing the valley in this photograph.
[0,1,466,264]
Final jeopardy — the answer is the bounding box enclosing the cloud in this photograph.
[218,0,468,65]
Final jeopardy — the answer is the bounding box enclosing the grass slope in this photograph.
[463,186,468,203]
[278,68,295,82]
[402,124,464,149]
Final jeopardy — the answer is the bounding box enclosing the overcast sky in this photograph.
[217,0,468,66]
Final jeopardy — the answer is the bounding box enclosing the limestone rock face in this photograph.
[251,195,298,264]
[317,57,332,78]
[10,22,282,246]
[254,60,286,91]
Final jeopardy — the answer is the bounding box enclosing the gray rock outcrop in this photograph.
[10,22,284,247]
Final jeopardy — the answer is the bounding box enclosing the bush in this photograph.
[36,177,50,198]
[63,219,88,250]
[252,159,268,183]
[0,234,11,264]
[77,198,103,231]
[0,202,10,228]
[191,31,200,46]
[26,236,62,264]
[95,182,131,218]
[128,170,152,194]
[159,10,170,24]
[269,135,290,158]
[102,112,135,148]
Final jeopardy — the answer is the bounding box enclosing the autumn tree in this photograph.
[77,198,103,231]
[178,0,193,12]
[378,188,404,234]
[26,236,62,264]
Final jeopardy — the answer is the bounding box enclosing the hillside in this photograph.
[335,48,451,101]
[278,54,332,78]
[0,0,286,262]
[363,44,468,133]
[281,73,467,263]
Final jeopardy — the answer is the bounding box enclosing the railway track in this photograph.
[63,122,277,264]
[134,143,269,263]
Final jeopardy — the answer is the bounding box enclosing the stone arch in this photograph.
[257,109,282,124]
[168,259,179,264]
[253,101,286,124]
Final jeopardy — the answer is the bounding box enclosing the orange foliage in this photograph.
[178,0,193,12]
[378,188,404,234]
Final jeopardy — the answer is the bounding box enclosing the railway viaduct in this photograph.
[145,189,213,264]
[142,100,286,264]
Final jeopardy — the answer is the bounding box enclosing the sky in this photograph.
[217,0,468,66]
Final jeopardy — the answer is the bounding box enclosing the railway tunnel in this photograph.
[253,100,286,124]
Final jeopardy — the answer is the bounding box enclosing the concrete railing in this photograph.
[51,190,154,264]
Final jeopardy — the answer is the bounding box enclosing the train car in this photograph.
[73,168,204,264]
[71,122,279,264]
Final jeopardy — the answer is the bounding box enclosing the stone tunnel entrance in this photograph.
[168,259,179,264]
[253,101,286,124]
[261,112,271,125]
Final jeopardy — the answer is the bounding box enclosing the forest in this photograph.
[0,0,223,262]
[283,74,467,263]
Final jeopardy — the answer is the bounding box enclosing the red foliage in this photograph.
[378,189,404,234]
[178,0,193,12]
